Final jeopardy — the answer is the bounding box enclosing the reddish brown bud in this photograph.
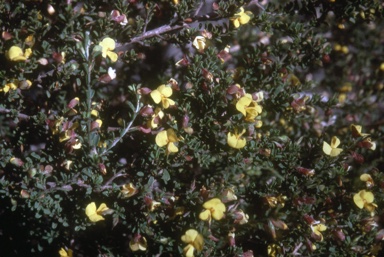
[140,105,154,117]
[138,87,151,95]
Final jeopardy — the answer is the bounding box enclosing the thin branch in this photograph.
[0,108,30,121]
[100,96,142,156]
[96,170,127,192]
[115,24,188,51]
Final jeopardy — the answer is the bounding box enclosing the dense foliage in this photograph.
[0,0,383,256]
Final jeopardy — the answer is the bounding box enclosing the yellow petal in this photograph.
[182,229,198,243]
[232,19,240,28]
[322,141,332,155]
[239,13,251,24]
[361,190,374,203]
[227,132,246,149]
[167,142,179,153]
[193,233,204,251]
[97,203,109,213]
[150,90,162,104]
[353,193,364,209]
[183,244,195,257]
[7,46,27,61]
[199,209,211,221]
[100,37,115,51]
[24,48,32,58]
[167,129,178,142]
[163,98,175,109]
[203,198,222,209]
[155,130,169,147]
[236,96,252,116]
[330,148,343,157]
[59,248,68,257]
[330,136,341,148]
[86,202,105,222]
[107,51,118,62]
[158,85,173,97]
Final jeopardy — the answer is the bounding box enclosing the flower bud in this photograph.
[138,87,151,95]
[10,157,24,167]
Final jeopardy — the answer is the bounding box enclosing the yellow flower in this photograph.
[85,202,109,222]
[199,198,226,221]
[322,136,343,157]
[360,174,374,188]
[311,223,327,241]
[236,94,262,122]
[181,229,204,257]
[150,84,175,109]
[6,46,32,61]
[59,248,73,257]
[129,235,147,251]
[353,190,377,215]
[350,124,376,150]
[230,7,252,28]
[1,81,18,93]
[350,124,369,138]
[192,36,206,51]
[99,37,118,62]
[227,129,246,149]
[148,107,164,129]
[121,183,138,198]
[268,244,282,257]
[155,128,179,153]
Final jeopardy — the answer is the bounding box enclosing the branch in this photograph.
[0,108,30,121]
[99,96,142,156]
[115,24,188,51]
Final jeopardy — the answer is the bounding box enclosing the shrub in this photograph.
[0,0,383,256]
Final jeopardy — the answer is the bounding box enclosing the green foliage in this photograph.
[0,0,383,256]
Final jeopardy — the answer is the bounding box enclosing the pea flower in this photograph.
[350,124,376,150]
[311,223,327,241]
[155,128,180,153]
[236,94,262,122]
[230,7,252,28]
[99,37,118,62]
[268,244,282,257]
[147,107,164,129]
[227,129,246,149]
[322,136,343,157]
[121,183,138,198]
[150,84,175,109]
[59,248,73,257]
[129,234,147,251]
[0,81,18,93]
[85,202,109,222]
[6,46,32,61]
[353,190,378,215]
[181,229,204,257]
[360,174,374,188]
[192,36,206,52]
[199,198,226,221]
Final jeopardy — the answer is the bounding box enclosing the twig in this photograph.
[100,96,141,156]
[96,170,127,192]
[0,108,30,121]
[115,24,188,51]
